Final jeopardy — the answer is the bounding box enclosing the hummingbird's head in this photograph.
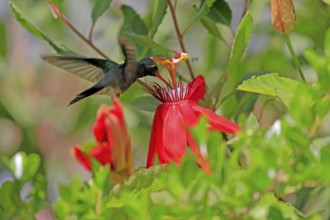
[138,58,159,77]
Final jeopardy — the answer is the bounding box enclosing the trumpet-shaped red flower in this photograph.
[73,98,133,176]
[148,53,241,173]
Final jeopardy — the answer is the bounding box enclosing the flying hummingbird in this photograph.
[42,38,159,106]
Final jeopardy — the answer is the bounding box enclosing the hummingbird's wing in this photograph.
[41,55,119,83]
[118,37,137,80]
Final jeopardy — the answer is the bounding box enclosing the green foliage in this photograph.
[207,0,232,26]
[91,0,113,25]
[227,11,253,75]
[0,153,46,219]
[9,1,70,54]
[120,5,148,36]
[148,0,167,39]
[2,0,330,219]
[237,73,308,108]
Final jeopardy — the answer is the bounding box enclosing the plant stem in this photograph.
[167,0,195,80]
[88,22,95,42]
[241,0,249,20]
[283,33,306,82]
[49,2,109,59]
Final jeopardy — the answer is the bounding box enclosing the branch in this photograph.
[48,2,109,59]
[167,0,195,79]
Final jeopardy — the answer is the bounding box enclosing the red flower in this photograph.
[147,54,241,173]
[73,98,133,176]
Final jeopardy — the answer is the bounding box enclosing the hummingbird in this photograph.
[42,38,159,106]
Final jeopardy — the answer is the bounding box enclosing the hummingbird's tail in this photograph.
[68,85,103,106]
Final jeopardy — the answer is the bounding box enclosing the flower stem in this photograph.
[88,22,96,42]
[167,0,195,80]
[283,33,306,82]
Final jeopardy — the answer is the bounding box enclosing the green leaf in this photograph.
[9,1,70,54]
[323,0,330,5]
[80,139,97,152]
[180,158,198,187]
[132,35,175,54]
[22,153,41,182]
[0,181,14,212]
[131,96,161,112]
[245,113,259,131]
[186,3,212,33]
[120,5,148,35]
[58,176,81,203]
[226,11,253,73]
[112,165,165,195]
[148,0,167,38]
[0,22,7,58]
[237,73,304,108]
[91,0,113,24]
[324,27,330,61]
[200,17,224,41]
[93,165,110,190]
[304,49,329,92]
[207,0,232,26]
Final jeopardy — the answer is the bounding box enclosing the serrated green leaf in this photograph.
[91,0,112,24]
[237,73,303,108]
[9,1,70,54]
[227,11,253,73]
[112,165,165,195]
[207,0,232,26]
[148,1,167,38]
[120,5,148,35]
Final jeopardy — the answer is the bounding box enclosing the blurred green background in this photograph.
[0,0,329,202]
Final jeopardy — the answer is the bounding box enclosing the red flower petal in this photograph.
[147,105,164,167]
[90,145,111,166]
[177,101,200,126]
[186,132,211,175]
[193,105,241,134]
[109,98,125,125]
[188,76,206,101]
[73,146,91,171]
[160,104,187,165]
[93,113,107,143]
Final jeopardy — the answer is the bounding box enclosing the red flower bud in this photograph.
[73,98,133,183]
[270,0,296,33]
